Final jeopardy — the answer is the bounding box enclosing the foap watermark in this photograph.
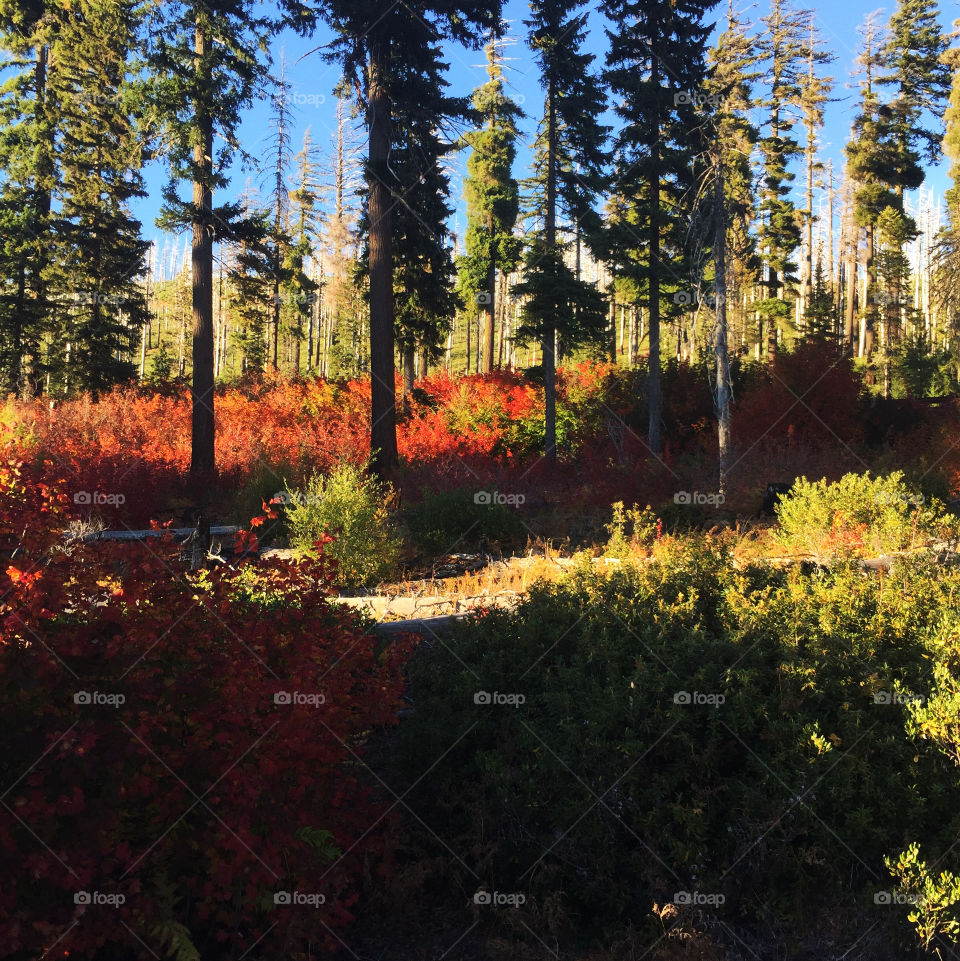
[474,491,525,507]
[874,491,925,508]
[874,890,919,906]
[75,691,125,707]
[673,290,727,309]
[474,691,525,708]
[475,291,492,306]
[271,491,322,508]
[674,691,725,708]
[75,291,129,307]
[673,89,721,109]
[271,291,319,308]
[274,891,326,907]
[78,91,123,108]
[74,891,125,906]
[674,891,725,907]
[674,491,725,507]
[274,691,326,707]
[74,491,126,507]
[291,91,326,108]
[474,890,526,907]
[873,691,925,706]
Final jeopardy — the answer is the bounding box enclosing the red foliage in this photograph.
[0,464,413,959]
[733,343,867,450]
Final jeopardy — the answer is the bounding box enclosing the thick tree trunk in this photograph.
[366,38,398,475]
[190,21,215,494]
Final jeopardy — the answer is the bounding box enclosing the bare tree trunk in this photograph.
[713,159,732,494]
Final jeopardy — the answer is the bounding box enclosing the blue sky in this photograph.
[137,0,957,267]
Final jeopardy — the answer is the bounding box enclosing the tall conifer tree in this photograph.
[460,35,523,375]
[601,0,720,456]
[513,0,609,461]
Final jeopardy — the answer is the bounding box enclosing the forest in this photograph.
[6,0,960,959]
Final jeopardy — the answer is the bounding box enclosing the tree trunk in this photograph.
[482,253,495,373]
[647,51,662,456]
[366,37,398,475]
[190,19,215,495]
[543,74,557,462]
[608,273,617,364]
[844,200,857,352]
[713,158,732,493]
[402,344,415,397]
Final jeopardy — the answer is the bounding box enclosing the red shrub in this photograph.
[0,467,413,959]
[733,343,867,450]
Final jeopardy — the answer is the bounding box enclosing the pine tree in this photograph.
[797,12,835,322]
[601,0,720,456]
[265,63,294,372]
[704,0,762,483]
[284,130,323,377]
[147,0,308,532]
[227,196,273,374]
[460,35,523,375]
[513,0,609,461]
[879,0,950,174]
[321,83,362,378]
[0,0,57,396]
[45,0,150,396]
[384,26,464,396]
[804,257,837,344]
[318,0,501,475]
[845,12,919,373]
[933,20,960,329]
[756,0,809,355]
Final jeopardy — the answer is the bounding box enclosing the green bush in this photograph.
[775,471,958,559]
[403,486,526,557]
[286,462,402,588]
[603,500,659,558]
[390,541,960,952]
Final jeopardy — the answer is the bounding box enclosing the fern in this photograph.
[152,920,201,961]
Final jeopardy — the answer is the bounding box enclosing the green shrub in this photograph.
[403,486,526,557]
[775,470,958,559]
[390,541,960,951]
[603,501,659,558]
[286,462,402,588]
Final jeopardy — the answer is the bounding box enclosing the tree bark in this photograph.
[190,19,215,494]
[543,74,557,462]
[713,159,732,493]
[366,37,398,475]
[402,344,415,397]
[647,50,662,456]
[482,252,495,373]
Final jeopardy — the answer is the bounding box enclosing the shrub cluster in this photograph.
[392,539,960,956]
[0,464,413,960]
